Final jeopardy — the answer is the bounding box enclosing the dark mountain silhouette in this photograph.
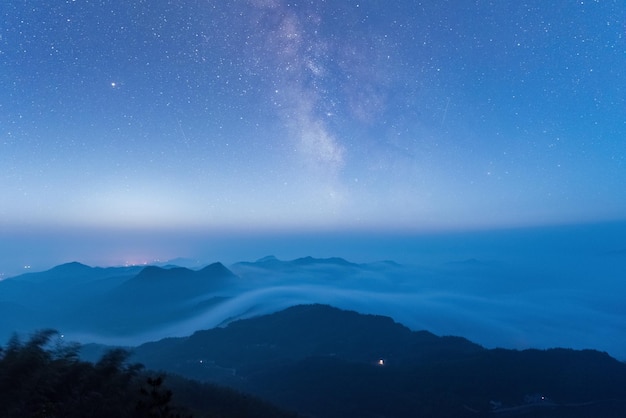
[69,263,237,336]
[0,261,239,339]
[231,256,404,283]
[131,304,626,418]
[113,262,235,302]
[45,261,93,276]
[125,262,234,289]
[0,263,144,339]
[10,262,145,284]
[132,304,481,372]
[2,257,626,417]
[291,256,358,267]
[132,262,234,281]
[1,262,144,307]
[234,255,360,271]
[201,261,234,275]
[257,255,279,262]
[134,265,198,281]
[240,255,284,269]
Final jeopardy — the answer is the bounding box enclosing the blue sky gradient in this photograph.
[1,1,625,271]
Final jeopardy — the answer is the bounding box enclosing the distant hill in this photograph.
[3,256,626,417]
[2,255,625,372]
[132,262,234,282]
[0,261,239,340]
[72,263,238,336]
[131,304,626,418]
[234,255,360,271]
[230,255,406,285]
[5,261,144,285]
[0,263,144,339]
[118,262,235,299]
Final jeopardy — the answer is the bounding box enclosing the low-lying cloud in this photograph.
[4,223,626,361]
[69,251,626,361]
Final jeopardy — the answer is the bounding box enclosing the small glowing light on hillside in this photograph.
[378,359,385,366]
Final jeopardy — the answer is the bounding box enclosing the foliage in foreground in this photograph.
[0,329,183,417]
[0,329,297,418]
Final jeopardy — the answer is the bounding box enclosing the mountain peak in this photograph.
[52,261,91,270]
[47,261,94,276]
[132,263,235,283]
[135,265,194,281]
[199,262,236,278]
[291,256,357,267]
[256,255,278,263]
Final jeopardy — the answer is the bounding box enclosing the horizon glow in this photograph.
[2,2,625,229]
[0,1,625,273]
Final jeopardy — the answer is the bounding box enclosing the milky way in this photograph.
[1,0,625,271]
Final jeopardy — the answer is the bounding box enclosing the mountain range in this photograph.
[0,256,408,343]
[2,257,626,417]
[121,304,626,418]
[2,254,625,360]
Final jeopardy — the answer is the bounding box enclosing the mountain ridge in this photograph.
[128,303,626,418]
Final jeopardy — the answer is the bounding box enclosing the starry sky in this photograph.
[1,1,625,271]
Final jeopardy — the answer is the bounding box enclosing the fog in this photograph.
[157,253,625,359]
[2,221,625,360]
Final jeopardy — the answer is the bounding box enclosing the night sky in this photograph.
[1,1,625,272]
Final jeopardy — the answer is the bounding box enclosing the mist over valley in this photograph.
[2,224,626,417]
[2,223,625,360]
